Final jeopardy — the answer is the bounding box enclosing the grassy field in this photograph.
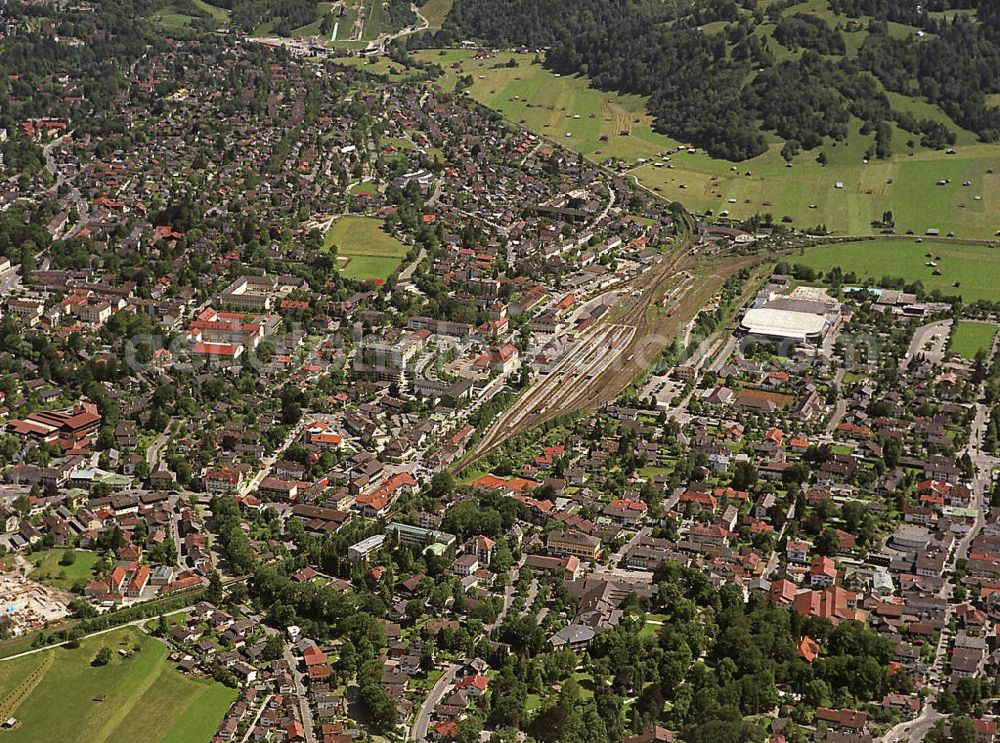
[152,0,230,29]
[795,239,1000,302]
[329,55,411,78]
[949,321,998,358]
[0,627,235,743]
[323,216,408,282]
[416,49,1000,239]
[417,50,675,164]
[29,550,101,591]
[419,0,454,29]
[341,254,403,282]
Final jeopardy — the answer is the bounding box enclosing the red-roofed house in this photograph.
[794,586,859,624]
[303,645,328,667]
[455,674,488,696]
[810,556,838,587]
[797,636,820,663]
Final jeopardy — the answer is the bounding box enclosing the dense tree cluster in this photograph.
[548,22,767,160]
[857,14,1000,142]
[205,0,320,36]
[774,13,847,54]
[482,561,898,743]
[439,0,674,48]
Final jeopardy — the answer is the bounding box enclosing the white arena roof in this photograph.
[740,307,828,341]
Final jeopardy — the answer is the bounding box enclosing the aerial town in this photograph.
[0,1,999,742]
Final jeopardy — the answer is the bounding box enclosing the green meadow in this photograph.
[795,239,1000,302]
[0,627,235,743]
[324,215,409,282]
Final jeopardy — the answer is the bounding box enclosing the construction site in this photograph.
[0,556,71,635]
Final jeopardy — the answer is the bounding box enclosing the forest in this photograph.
[431,0,1000,161]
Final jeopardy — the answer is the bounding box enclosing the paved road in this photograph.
[241,693,274,743]
[824,368,847,435]
[0,599,204,662]
[398,247,426,282]
[283,644,317,743]
[878,699,943,743]
[412,663,458,741]
[240,424,302,496]
[146,430,170,470]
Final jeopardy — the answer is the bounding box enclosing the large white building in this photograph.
[739,286,841,344]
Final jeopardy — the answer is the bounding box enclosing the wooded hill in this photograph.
[425,0,1000,162]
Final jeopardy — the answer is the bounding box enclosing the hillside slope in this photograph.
[427,0,1000,163]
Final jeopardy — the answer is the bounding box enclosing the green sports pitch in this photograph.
[323,215,408,283]
[949,321,998,358]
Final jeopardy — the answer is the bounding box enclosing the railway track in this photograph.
[459,242,762,471]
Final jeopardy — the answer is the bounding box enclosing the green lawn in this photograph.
[330,56,411,79]
[639,622,661,639]
[0,627,235,743]
[323,216,408,282]
[949,321,998,358]
[323,216,407,257]
[417,49,1000,239]
[29,550,101,591]
[341,255,403,282]
[795,239,1000,303]
[350,180,378,196]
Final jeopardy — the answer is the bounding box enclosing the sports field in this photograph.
[0,627,235,743]
[949,321,998,358]
[323,216,408,282]
[416,49,1000,239]
[795,239,1000,303]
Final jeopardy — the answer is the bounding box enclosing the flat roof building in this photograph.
[348,534,386,561]
[739,307,828,342]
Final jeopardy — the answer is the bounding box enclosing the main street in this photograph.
[412,663,458,741]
